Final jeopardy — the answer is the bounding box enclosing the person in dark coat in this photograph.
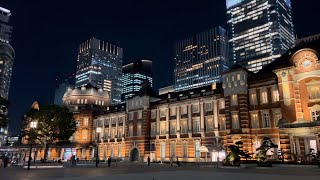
[107,157,111,167]
[3,156,9,168]
[147,156,150,166]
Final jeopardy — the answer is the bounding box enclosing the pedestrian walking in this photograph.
[107,157,111,167]
[147,156,150,166]
[3,156,8,168]
[176,156,180,167]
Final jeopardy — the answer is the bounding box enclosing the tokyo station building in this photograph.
[22,41,320,163]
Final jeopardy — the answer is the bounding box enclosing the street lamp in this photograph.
[95,127,101,167]
[27,121,37,170]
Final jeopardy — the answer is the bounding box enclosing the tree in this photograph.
[256,137,278,162]
[22,104,77,161]
[225,141,252,165]
[0,96,9,128]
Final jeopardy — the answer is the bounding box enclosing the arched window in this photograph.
[271,87,279,103]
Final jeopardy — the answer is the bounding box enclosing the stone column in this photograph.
[200,102,205,137]
[156,108,160,139]
[108,116,112,138]
[304,138,309,155]
[176,106,180,139]
[295,137,301,161]
[188,104,192,138]
[166,107,169,139]
[115,117,118,138]
[289,135,295,161]
[122,115,125,141]
[213,100,219,136]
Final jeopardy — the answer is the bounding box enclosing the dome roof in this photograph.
[63,83,109,99]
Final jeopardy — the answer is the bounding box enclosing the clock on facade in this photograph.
[303,59,312,68]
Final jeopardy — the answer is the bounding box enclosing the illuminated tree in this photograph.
[22,104,76,161]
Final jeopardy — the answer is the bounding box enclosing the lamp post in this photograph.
[96,127,101,167]
[27,121,37,170]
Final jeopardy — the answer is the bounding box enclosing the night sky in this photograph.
[1,0,320,135]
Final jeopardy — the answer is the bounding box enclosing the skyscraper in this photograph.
[122,60,153,101]
[0,7,14,99]
[174,26,228,92]
[75,37,123,104]
[0,6,14,147]
[226,0,295,72]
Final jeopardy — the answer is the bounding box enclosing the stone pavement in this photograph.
[0,162,320,180]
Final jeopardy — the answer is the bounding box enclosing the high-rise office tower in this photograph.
[174,26,228,92]
[0,6,14,147]
[226,0,295,73]
[75,38,123,104]
[0,7,14,99]
[122,60,153,101]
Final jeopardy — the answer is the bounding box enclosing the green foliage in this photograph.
[0,96,9,128]
[256,137,278,162]
[21,104,77,146]
[225,141,252,165]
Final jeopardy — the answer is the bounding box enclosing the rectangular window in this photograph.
[111,127,116,138]
[206,118,213,132]
[192,118,200,133]
[105,118,109,126]
[137,123,142,136]
[182,143,188,158]
[160,122,166,135]
[192,104,199,113]
[170,107,176,116]
[170,120,176,134]
[170,142,176,158]
[273,109,282,127]
[160,110,166,117]
[232,113,240,129]
[112,118,117,124]
[261,111,271,128]
[260,90,268,104]
[118,144,122,157]
[251,112,259,128]
[150,122,156,136]
[220,117,226,130]
[82,130,88,140]
[151,110,156,119]
[250,92,257,105]
[181,106,187,114]
[309,86,320,100]
[118,127,123,138]
[205,102,212,111]
[119,116,124,124]
[219,99,225,109]
[160,142,166,159]
[129,112,134,120]
[83,118,89,127]
[195,141,200,159]
[77,99,80,104]
[84,99,88,104]
[129,125,133,136]
[104,128,109,139]
[272,88,279,102]
[237,73,240,80]
[230,95,238,106]
[137,111,142,119]
[110,146,114,157]
[181,119,188,134]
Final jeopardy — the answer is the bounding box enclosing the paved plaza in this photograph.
[1,162,320,180]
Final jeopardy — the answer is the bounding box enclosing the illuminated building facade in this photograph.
[0,7,14,147]
[21,41,320,163]
[122,60,153,101]
[226,0,295,73]
[174,26,228,92]
[75,37,123,104]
